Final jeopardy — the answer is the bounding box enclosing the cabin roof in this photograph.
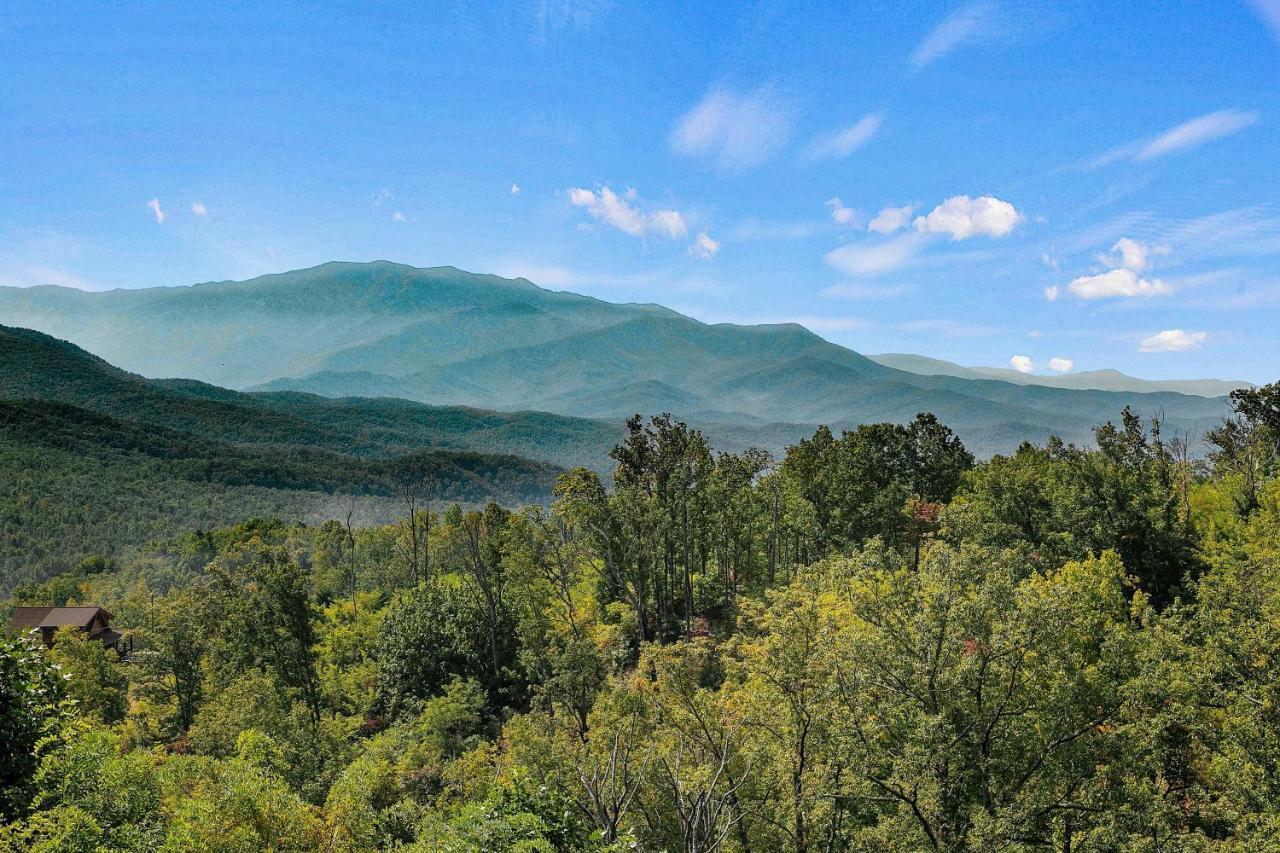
[8,606,113,632]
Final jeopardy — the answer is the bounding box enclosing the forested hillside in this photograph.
[0,324,624,468]
[3,381,1279,850]
[0,262,1232,455]
[0,326,577,591]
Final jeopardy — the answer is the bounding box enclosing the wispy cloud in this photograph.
[1140,329,1208,352]
[147,198,166,224]
[670,84,794,171]
[821,281,914,301]
[1247,0,1280,44]
[896,318,1002,337]
[567,186,687,239]
[510,183,521,195]
[1088,109,1260,168]
[191,202,208,217]
[534,0,612,42]
[804,114,882,160]
[731,218,826,241]
[909,1,997,69]
[824,233,925,276]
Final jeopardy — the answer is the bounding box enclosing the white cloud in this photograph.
[669,85,794,171]
[1106,236,1157,271]
[826,197,857,226]
[909,0,996,69]
[1090,109,1260,167]
[804,114,882,160]
[392,211,406,222]
[824,233,924,276]
[1044,285,1060,302]
[567,185,687,239]
[868,204,915,235]
[147,198,166,224]
[1249,0,1280,43]
[1010,354,1034,373]
[913,195,1022,240]
[1048,357,1074,373]
[1061,237,1172,300]
[191,202,208,217]
[1140,329,1208,353]
[689,232,720,260]
[510,183,521,195]
[1067,268,1171,299]
[1137,109,1260,161]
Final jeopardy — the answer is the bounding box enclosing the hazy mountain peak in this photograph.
[0,262,1233,456]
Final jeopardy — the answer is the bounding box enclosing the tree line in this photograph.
[2,383,1279,850]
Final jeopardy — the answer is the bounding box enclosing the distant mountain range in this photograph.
[869,353,1251,398]
[0,261,1238,456]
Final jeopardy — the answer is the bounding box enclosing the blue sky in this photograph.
[2,1,1279,381]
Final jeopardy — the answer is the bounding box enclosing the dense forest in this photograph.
[3,381,1280,851]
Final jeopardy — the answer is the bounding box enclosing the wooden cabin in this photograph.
[7,605,122,650]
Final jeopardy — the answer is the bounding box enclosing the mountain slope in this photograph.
[870,353,1250,397]
[0,262,1236,455]
[0,326,584,593]
[0,324,624,469]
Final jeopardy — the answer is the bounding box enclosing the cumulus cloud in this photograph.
[804,114,882,160]
[1063,238,1171,300]
[1107,236,1158,271]
[670,85,794,171]
[909,0,997,69]
[1009,354,1034,373]
[1140,329,1208,352]
[689,232,720,260]
[1068,268,1171,299]
[913,195,1022,240]
[868,204,915,235]
[567,186,687,239]
[191,202,208,217]
[824,233,924,276]
[510,183,521,195]
[147,198,166,224]
[826,197,857,226]
[1090,109,1260,167]
[1049,357,1074,373]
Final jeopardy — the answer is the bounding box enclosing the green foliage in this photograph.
[374,581,522,716]
[4,393,1280,849]
[0,632,72,819]
[46,626,128,723]
[955,407,1199,604]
